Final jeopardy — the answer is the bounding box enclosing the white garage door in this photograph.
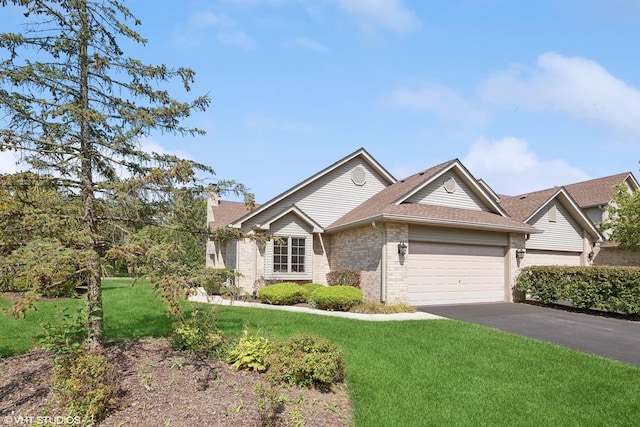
[524,249,582,267]
[407,242,506,305]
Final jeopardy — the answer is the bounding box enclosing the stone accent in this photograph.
[509,233,526,302]
[313,234,331,284]
[329,225,383,302]
[593,246,640,266]
[384,223,409,304]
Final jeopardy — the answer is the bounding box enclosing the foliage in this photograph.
[40,305,88,361]
[309,286,363,311]
[51,351,118,423]
[516,265,640,314]
[225,328,273,372]
[190,268,239,296]
[264,334,345,388]
[300,283,324,302]
[601,183,640,250]
[257,282,306,305]
[253,381,287,427]
[171,308,224,355]
[326,270,361,288]
[349,301,416,314]
[0,0,251,348]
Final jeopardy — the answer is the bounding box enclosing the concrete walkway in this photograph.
[188,288,443,321]
[419,302,640,367]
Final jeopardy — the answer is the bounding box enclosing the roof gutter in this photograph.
[371,220,386,304]
[328,214,542,235]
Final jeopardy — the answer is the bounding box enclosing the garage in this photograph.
[407,241,506,305]
[523,249,582,267]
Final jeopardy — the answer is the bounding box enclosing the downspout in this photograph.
[371,221,386,304]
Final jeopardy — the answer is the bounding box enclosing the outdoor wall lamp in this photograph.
[398,240,407,256]
[515,248,526,260]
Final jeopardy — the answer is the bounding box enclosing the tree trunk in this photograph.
[78,0,103,350]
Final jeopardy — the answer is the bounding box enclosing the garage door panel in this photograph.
[407,242,505,306]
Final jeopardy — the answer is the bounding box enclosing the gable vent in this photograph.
[351,166,366,186]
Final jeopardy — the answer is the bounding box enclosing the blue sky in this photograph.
[2,0,640,202]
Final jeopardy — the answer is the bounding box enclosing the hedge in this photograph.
[516,265,640,315]
[309,285,363,311]
[326,270,361,288]
[257,282,306,305]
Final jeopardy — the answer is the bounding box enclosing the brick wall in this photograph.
[384,223,409,304]
[509,233,526,302]
[593,246,640,266]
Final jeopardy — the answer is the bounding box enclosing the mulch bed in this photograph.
[0,338,352,426]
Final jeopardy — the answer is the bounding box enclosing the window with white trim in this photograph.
[273,237,306,273]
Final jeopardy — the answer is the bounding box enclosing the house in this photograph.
[206,148,630,306]
[563,173,640,266]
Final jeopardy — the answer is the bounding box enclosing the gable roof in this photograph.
[258,205,324,233]
[228,147,396,229]
[499,187,602,240]
[564,172,639,208]
[208,200,257,229]
[328,159,539,234]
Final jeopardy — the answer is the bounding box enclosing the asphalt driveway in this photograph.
[418,302,640,367]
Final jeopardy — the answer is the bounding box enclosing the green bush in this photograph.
[326,270,361,288]
[257,282,305,305]
[301,283,324,302]
[265,334,345,388]
[190,268,237,296]
[225,329,273,372]
[171,308,224,355]
[310,285,363,311]
[516,266,640,315]
[51,351,117,423]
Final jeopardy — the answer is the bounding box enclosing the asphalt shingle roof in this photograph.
[564,172,632,208]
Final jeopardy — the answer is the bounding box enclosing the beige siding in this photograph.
[241,157,390,232]
[527,201,584,252]
[405,171,490,211]
[523,249,582,267]
[409,225,508,246]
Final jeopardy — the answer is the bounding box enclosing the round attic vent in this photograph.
[444,177,457,193]
[351,166,366,186]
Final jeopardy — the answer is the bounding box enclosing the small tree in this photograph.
[0,0,250,349]
[601,182,640,251]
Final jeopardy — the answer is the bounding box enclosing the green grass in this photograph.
[2,280,639,426]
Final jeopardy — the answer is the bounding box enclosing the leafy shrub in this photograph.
[52,351,117,423]
[301,283,324,302]
[265,334,345,388]
[171,308,224,355]
[310,285,363,311]
[326,270,361,288]
[258,282,305,305]
[190,268,238,296]
[225,329,272,372]
[516,266,640,315]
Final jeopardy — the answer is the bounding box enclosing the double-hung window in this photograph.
[273,236,306,273]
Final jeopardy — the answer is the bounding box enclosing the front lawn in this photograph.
[2,279,639,426]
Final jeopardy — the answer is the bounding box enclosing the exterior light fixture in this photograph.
[398,240,407,256]
[515,248,526,260]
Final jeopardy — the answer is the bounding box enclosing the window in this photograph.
[273,236,306,273]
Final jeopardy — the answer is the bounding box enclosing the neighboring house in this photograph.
[206,148,637,305]
[499,187,602,267]
[562,173,640,266]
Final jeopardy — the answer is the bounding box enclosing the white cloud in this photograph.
[190,11,235,28]
[217,31,257,49]
[481,52,640,137]
[139,137,193,160]
[332,0,420,33]
[391,84,487,124]
[463,137,590,195]
[284,36,329,52]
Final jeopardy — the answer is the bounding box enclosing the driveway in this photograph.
[418,302,640,367]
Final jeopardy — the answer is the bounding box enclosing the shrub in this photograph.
[258,282,305,305]
[51,351,117,423]
[326,270,361,288]
[265,334,345,388]
[516,266,640,315]
[310,285,363,311]
[171,308,224,355]
[301,283,324,302]
[190,268,238,296]
[225,329,272,372]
